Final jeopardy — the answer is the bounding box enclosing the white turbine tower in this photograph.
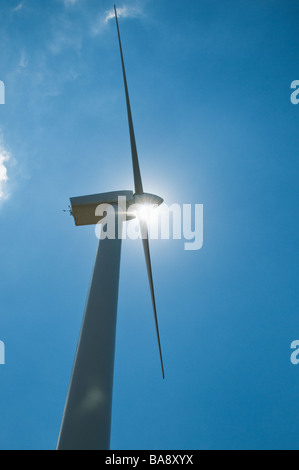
[57,5,165,451]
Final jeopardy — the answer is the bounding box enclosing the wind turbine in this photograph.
[57,5,165,451]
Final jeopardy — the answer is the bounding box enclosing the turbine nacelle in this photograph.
[70,191,163,227]
[134,193,163,207]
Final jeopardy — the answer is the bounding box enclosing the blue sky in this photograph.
[0,0,299,450]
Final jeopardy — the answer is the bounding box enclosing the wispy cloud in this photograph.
[19,50,28,68]
[48,28,82,55]
[105,6,140,23]
[0,143,11,202]
[12,2,24,12]
[63,0,80,6]
[91,4,143,36]
[47,9,83,56]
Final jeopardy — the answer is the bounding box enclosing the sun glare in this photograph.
[136,203,156,222]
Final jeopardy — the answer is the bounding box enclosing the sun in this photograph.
[136,203,157,222]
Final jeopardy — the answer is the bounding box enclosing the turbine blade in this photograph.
[140,220,165,379]
[114,5,144,195]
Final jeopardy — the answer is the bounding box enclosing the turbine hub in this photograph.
[134,193,164,208]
